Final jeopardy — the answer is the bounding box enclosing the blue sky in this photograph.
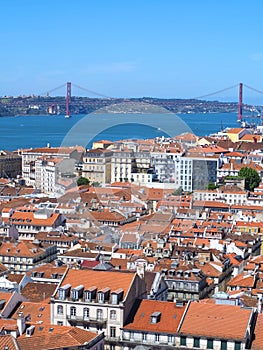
[1,0,263,104]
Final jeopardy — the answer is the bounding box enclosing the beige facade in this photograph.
[82,149,113,185]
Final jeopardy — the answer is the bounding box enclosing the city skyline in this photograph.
[1,0,263,104]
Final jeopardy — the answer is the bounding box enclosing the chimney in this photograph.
[17,312,26,336]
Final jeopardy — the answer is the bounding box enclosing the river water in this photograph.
[0,112,240,151]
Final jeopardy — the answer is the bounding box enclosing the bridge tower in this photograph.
[65,82,71,118]
[238,82,243,123]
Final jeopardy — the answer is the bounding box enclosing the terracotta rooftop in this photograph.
[26,263,67,280]
[3,210,61,227]
[179,301,253,340]
[227,273,255,288]
[0,241,49,258]
[18,325,100,350]
[11,301,50,326]
[227,128,245,134]
[252,313,263,350]
[21,282,57,302]
[124,299,186,333]
[56,268,136,301]
[0,334,18,350]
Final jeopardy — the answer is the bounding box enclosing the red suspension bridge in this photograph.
[42,82,263,121]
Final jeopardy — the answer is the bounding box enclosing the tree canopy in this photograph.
[77,176,90,186]
[238,167,261,191]
[172,187,183,195]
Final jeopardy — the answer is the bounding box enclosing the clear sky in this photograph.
[1,0,263,104]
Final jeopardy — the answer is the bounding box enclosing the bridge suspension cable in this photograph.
[243,84,263,96]
[71,83,112,99]
[192,83,239,100]
[38,83,66,96]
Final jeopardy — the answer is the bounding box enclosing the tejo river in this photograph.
[0,112,240,151]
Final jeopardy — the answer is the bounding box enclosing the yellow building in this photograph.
[226,128,248,142]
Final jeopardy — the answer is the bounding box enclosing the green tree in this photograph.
[172,186,183,195]
[238,167,261,191]
[77,176,90,186]
[207,183,218,190]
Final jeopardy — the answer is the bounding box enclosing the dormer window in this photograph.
[151,311,161,324]
[58,284,71,300]
[111,288,124,305]
[98,292,105,303]
[51,273,57,279]
[84,286,97,302]
[111,294,118,305]
[71,285,84,301]
[98,287,110,304]
[84,290,92,302]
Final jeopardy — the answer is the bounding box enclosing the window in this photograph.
[194,337,200,348]
[142,333,147,341]
[168,335,173,344]
[234,342,241,350]
[83,307,89,319]
[57,305,63,315]
[72,289,79,301]
[221,340,227,350]
[98,292,104,303]
[70,306,76,318]
[110,310,116,320]
[57,321,63,326]
[111,294,118,305]
[97,309,103,321]
[84,291,91,302]
[110,326,116,338]
[207,339,214,349]
[155,334,160,342]
[180,336,187,346]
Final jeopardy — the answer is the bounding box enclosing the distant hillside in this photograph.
[0,95,252,116]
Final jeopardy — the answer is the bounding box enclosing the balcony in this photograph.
[66,315,107,327]
[105,336,121,344]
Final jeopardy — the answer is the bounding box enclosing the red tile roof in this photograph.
[124,299,186,333]
[179,301,253,340]
[57,269,136,301]
[252,313,263,350]
[0,335,18,350]
[18,326,100,350]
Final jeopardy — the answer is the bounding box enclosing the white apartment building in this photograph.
[194,188,248,205]
[150,151,181,183]
[21,146,83,187]
[111,151,134,183]
[50,269,146,350]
